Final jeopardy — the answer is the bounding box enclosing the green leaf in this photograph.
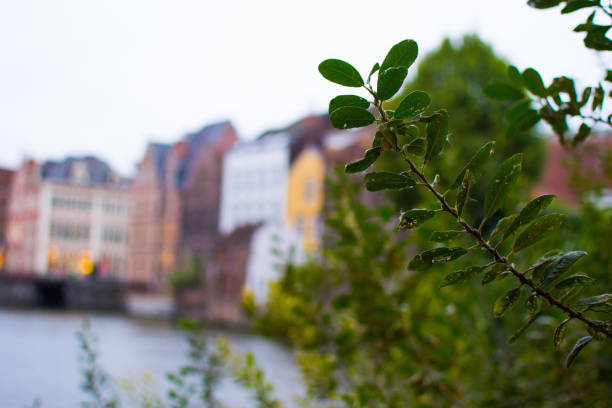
[584,28,612,51]
[522,68,548,97]
[555,274,595,290]
[397,209,437,231]
[572,123,591,147]
[483,82,524,101]
[515,109,542,132]
[482,263,510,285]
[489,214,518,243]
[561,0,599,14]
[554,318,570,351]
[530,253,560,284]
[318,59,364,87]
[395,91,431,119]
[404,124,419,140]
[483,153,523,220]
[429,230,463,242]
[424,110,449,164]
[589,303,612,313]
[375,127,398,151]
[527,0,562,9]
[592,83,604,111]
[506,100,532,122]
[513,214,568,253]
[439,265,486,288]
[377,67,408,100]
[543,250,587,286]
[456,170,471,218]
[508,65,522,84]
[566,336,592,368]
[345,147,381,173]
[408,247,468,271]
[503,195,555,240]
[329,95,370,115]
[506,104,540,137]
[494,287,521,318]
[450,141,496,189]
[574,293,612,306]
[367,62,380,85]
[402,138,426,156]
[380,39,418,71]
[330,107,375,130]
[364,171,415,191]
[526,293,540,315]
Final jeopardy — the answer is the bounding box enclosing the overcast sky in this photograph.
[0,0,609,175]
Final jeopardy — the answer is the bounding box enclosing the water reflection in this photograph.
[0,309,302,408]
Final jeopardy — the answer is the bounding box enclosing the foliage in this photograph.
[226,351,283,408]
[319,37,611,367]
[76,320,119,408]
[484,1,612,146]
[117,373,164,408]
[168,257,203,292]
[74,320,281,408]
[251,171,482,406]
[377,35,545,210]
[250,170,612,406]
[166,321,227,408]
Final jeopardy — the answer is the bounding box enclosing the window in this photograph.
[102,226,125,243]
[51,196,91,211]
[304,179,318,202]
[50,222,90,240]
[295,216,304,233]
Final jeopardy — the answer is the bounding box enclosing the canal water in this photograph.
[0,309,303,408]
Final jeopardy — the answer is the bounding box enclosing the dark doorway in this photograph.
[35,279,66,308]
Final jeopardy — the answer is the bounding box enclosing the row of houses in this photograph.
[0,114,372,322]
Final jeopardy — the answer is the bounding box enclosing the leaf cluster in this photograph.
[319,38,612,367]
[484,1,612,146]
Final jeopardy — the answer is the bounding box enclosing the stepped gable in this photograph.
[148,142,171,188]
[41,156,115,185]
[175,121,233,191]
[258,114,332,163]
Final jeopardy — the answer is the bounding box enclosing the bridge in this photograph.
[0,272,126,312]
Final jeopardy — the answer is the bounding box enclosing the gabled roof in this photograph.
[176,121,233,189]
[147,142,171,188]
[40,156,116,185]
[257,114,333,163]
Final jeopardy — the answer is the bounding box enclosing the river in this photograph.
[0,309,303,408]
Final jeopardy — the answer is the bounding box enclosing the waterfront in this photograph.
[0,309,302,408]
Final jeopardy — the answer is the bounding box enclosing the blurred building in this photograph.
[5,157,130,277]
[127,142,171,288]
[0,168,15,271]
[127,121,237,290]
[219,114,337,247]
[215,115,373,308]
[533,134,612,206]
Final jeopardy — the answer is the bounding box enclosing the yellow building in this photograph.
[286,148,325,249]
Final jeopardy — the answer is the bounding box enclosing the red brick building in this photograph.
[127,121,237,290]
[127,143,171,288]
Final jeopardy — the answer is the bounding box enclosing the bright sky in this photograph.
[0,0,609,175]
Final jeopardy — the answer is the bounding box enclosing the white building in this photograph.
[6,157,130,277]
[245,223,303,303]
[219,132,291,234]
